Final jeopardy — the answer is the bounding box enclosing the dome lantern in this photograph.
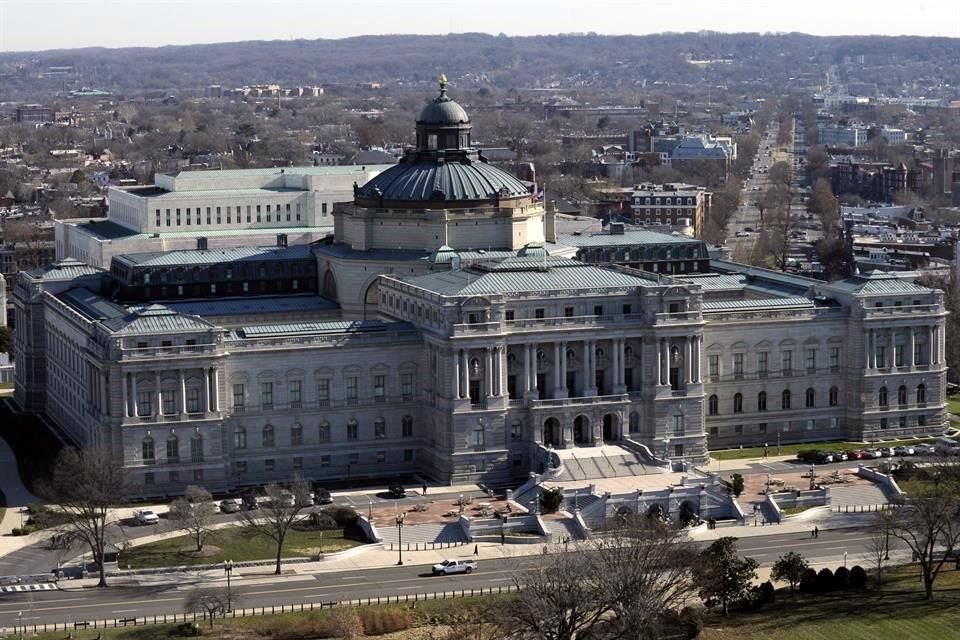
[416,74,471,152]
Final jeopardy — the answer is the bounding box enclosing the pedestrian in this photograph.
[811,528,816,538]
[814,526,819,538]
[473,544,479,556]
[422,484,427,496]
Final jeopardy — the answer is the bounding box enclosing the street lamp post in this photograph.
[18,611,22,640]
[224,560,233,612]
[395,513,405,566]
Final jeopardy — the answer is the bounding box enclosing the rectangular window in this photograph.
[877,346,886,368]
[918,415,927,427]
[322,202,328,215]
[166,438,179,463]
[289,380,302,408]
[169,470,180,484]
[758,422,767,433]
[673,414,685,436]
[593,305,603,316]
[830,346,840,369]
[136,391,153,416]
[781,350,792,375]
[291,427,303,447]
[348,453,359,465]
[162,392,175,416]
[215,207,221,224]
[376,451,386,464]
[375,421,386,439]
[895,344,904,367]
[266,204,272,222]
[401,373,414,400]
[191,437,203,462]
[347,422,358,440]
[296,202,302,221]
[402,418,413,438]
[830,417,839,429]
[880,417,888,429]
[345,376,358,404]
[319,423,330,443]
[176,208,181,226]
[144,472,154,486]
[235,461,247,474]
[405,449,416,462]
[292,457,303,471]
[708,354,719,379]
[232,384,245,412]
[185,208,191,226]
[187,388,201,413]
[709,426,719,436]
[511,423,522,441]
[256,205,262,222]
[535,308,545,319]
[805,348,816,372]
[264,459,275,473]
[733,353,744,379]
[806,419,815,431]
[193,469,203,483]
[374,375,386,403]
[758,351,768,376]
[166,209,171,226]
[206,207,212,225]
[505,310,515,321]
[261,382,273,410]
[320,455,331,467]
[246,205,252,223]
[317,379,330,406]
[155,209,161,227]
[735,424,743,435]
[564,306,575,317]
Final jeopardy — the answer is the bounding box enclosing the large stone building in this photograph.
[13,80,949,499]
[628,183,711,236]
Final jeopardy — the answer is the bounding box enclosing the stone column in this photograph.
[453,354,461,398]
[909,328,916,369]
[122,372,129,418]
[685,336,693,384]
[693,336,701,383]
[890,329,896,371]
[180,371,187,414]
[101,372,110,416]
[661,338,670,386]
[155,373,162,417]
[522,345,531,394]
[202,368,210,413]
[869,329,876,369]
[559,342,568,397]
[553,342,562,396]
[929,325,935,366]
[656,338,663,385]
[131,374,139,417]
[461,349,470,399]
[531,344,539,396]
[212,367,220,411]
[485,347,494,399]
[585,340,597,396]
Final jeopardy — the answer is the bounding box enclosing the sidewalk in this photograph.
[698,453,797,474]
[0,435,45,536]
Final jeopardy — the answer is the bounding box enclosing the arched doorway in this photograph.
[362,281,379,320]
[322,270,338,301]
[573,415,590,445]
[678,501,699,526]
[615,505,634,527]
[602,413,618,442]
[646,503,665,522]
[543,418,561,447]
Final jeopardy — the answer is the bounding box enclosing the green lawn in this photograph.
[711,437,936,461]
[703,565,960,640]
[947,395,960,415]
[119,524,366,569]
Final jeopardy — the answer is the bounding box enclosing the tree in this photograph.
[815,567,834,593]
[888,465,960,600]
[238,476,311,575]
[771,551,809,595]
[540,487,564,513]
[807,178,838,231]
[184,587,231,627]
[863,510,896,585]
[768,161,792,190]
[730,473,745,498]
[37,448,126,587]
[168,485,217,552]
[693,536,758,615]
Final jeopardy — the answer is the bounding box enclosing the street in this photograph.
[0,527,881,627]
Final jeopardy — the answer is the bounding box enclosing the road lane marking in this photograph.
[112,609,139,613]
[302,594,329,598]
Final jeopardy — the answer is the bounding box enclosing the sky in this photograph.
[0,0,958,52]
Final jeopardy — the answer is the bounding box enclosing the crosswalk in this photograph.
[0,583,58,593]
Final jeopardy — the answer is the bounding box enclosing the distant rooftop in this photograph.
[115,244,313,268]
[154,295,338,317]
[234,319,413,339]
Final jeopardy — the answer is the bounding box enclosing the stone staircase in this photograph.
[543,517,585,542]
[550,448,659,482]
[829,483,895,507]
[377,522,466,545]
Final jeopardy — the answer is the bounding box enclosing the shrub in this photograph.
[815,568,835,593]
[540,487,564,513]
[323,505,359,527]
[799,567,818,593]
[358,607,413,636]
[678,606,703,639]
[849,565,868,589]
[730,473,745,497]
[326,608,364,640]
[309,512,339,530]
[758,580,776,603]
[833,566,850,589]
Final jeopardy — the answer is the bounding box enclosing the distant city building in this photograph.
[831,158,919,201]
[629,183,712,235]
[818,124,869,147]
[15,104,54,123]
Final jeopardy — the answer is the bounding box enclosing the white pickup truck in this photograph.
[133,509,160,525]
[431,559,477,575]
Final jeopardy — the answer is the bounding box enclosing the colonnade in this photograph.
[864,326,939,371]
[121,367,220,418]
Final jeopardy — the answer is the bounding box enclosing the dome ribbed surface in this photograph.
[357,160,530,202]
[418,97,470,125]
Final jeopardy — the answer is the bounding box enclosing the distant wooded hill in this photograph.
[2,32,959,97]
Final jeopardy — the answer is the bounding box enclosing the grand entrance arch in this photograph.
[573,415,590,445]
[602,413,619,442]
[543,417,561,447]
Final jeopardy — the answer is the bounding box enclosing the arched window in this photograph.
[402,415,413,437]
[781,389,792,410]
[374,417,386,439]
[290,423,303,446]
[708,394,719,415]
[624,346,633,362]
[319,421,331,443]
[262,424,275,448]
[897,385,907,408]
[806,388,816,408]
[733,393,743,413]
[233,426,247,449]
[166,434,179,463]
[879,386,888,408]
[190,433,204,463]
[142,436,155,463]
[917,384,926,405]
[829,386,839,407]
[757,391,767,412]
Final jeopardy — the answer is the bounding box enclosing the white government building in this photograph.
[14,80,948,499]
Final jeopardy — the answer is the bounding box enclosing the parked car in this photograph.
[220,498,242,513]
[242,492,260,511]
[894,445,915,456]
[313,488,333,505]
[432,559,476,575]
[387,484,407,499]
[862,448,883,459]
[845,449,865,460]
[880,447,896,457]
[914,444,937,456]
[133,509,159,525]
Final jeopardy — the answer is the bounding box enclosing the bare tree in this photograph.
[889,465,960,599]
[37,448,126,588]
[184,587,231,627]
[238,476,311,575]
[863,510,896,585]
[168,485,218,552]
